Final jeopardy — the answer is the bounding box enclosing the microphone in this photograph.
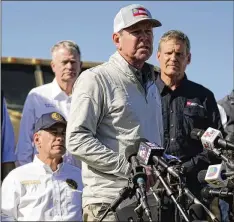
[135,140,219,222]
[137,139,164,166]
[136,140,181,179]
[188,204,206,221]
[125,144,152,221]
[224,171,234,177]
[98,186,134,222]
[191,127,234,151]
[108,186,133,212]
[197,170,208,184]
[197,164,228,188]
[205,164,228,188]
[183,187,220,222]
[125,144,147,185]
[201,187,233,199]
[198,169,234,184]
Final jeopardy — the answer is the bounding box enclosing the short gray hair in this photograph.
[158,30,191,54]
[51,40,81,58]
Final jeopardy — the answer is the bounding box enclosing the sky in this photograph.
[2,1,234,100]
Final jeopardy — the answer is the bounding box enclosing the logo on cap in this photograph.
[51,112,64,121]
[132,7,149,17]
[186,101,204,108]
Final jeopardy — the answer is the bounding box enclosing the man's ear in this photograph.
[51,60,55,73]
[33,132,41,148]
[78,61,83,76]
[112,32,121,49]
[157,51,161,62]
[187,53,191,65]
[80,61,83,70]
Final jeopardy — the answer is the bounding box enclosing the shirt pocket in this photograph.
[183,106,208,132]
[184,106,206,117]
[65,187,82,211]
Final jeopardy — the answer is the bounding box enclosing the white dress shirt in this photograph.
[16,78,80,167]
[1,155,83,221]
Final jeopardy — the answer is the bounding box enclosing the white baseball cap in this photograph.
[114,4,162,33]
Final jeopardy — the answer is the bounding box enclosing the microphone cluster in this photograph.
[191,127,234,201]
[103,127,234,222]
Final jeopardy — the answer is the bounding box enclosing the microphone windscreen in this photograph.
[125,138,147,161]
[226,132,234,143]
[200,187,211,200]
[190,128,204,140]
[188,204,206,220]
[125,145,138,162]
[197,170,207,184]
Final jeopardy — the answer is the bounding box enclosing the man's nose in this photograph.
[170,52,177,61]
[66,62,73,69]
[56,134,65,142]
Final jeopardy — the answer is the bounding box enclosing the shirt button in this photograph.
[171,138,175,141]
[170,110,173,113]
[170,124,174,127]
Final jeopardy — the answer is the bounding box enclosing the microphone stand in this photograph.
[183,187,220,222]
[152,165,191,222]
[211,148,231,163]
[133,184,152,222]
[98,184,135,222]
[98,178,147,222]
[134,187,149,222]
[211,148,234,170]
[150,187,162,222]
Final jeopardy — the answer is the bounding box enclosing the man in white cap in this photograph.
[66,3,163,222]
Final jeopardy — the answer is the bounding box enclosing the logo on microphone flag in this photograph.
[206,166,218,177]
[205,164,228,188]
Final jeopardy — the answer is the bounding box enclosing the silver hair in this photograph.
[35,130,42,135]
[158,30,191,54]
[51,40,81,59]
